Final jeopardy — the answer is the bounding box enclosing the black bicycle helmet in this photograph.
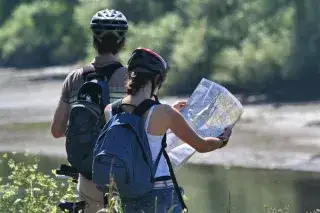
[127,47,168,81]
[90,9,128,43]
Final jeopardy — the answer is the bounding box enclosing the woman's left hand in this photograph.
[217,127,233,148]
[172,101,187,112]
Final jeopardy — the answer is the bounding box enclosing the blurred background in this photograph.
[0,0,320,212]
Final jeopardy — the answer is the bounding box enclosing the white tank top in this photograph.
[144,105,170,178]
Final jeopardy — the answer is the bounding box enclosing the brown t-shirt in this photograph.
[60,54,128,104]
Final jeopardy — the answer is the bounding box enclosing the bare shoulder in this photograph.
[155,103,189,127]
[152,104,174,122]
[105,104,112,113]
[154,103,172,114]
[156,103,181,116]
[104,103,112,122]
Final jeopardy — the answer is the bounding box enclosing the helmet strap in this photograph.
[93,31,125,44]
[150,75,164,99]
[153,94,160,103]
[93,33,103,43]
[150,79,156,99]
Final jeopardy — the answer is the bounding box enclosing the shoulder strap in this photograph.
[96,62,123,81]
[111,99,123,115]
[111,98,158,117]
[161,134,188,212]
[82,64,96,82]
[136,97,187,211]
[133,99,159,117]
[82,62,123,82]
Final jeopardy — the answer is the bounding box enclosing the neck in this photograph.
[91,53,119,65]
[124,85,154,105]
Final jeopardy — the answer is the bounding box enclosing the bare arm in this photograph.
[51,100,70,138]
[51,74,71,138]
[167,105,226,153]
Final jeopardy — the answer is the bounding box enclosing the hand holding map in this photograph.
[166,78,244,171]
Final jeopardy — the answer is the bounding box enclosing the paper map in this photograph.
[166,78,244,171]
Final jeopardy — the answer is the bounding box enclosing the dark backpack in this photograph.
[65,62,123,179]
[92,99,188,211]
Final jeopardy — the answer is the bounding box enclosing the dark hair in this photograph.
[93,33,125,55]
[125,68,160,96]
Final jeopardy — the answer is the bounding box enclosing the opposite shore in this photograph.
[1,68,320,172]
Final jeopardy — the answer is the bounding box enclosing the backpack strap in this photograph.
[110,99,158,117]
[111,99,123,115]
[152,95,188,211]
[161,134,188,212]
[99,62,123,81]
[134,98,188,211]
[82,62,123,82]
[111,98,159,116]
[82,64,96,82]
[133,99,158,116]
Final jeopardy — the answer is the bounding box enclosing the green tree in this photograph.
[0,1,85,68]
[282,0,320,100]
[108,0,172,23]
[0,0,32,25]
[1,0,320,100]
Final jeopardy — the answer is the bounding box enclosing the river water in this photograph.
[1,152,320,213]
[0,69,320,212]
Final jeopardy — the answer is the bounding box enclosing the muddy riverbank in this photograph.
[1,68,320,172]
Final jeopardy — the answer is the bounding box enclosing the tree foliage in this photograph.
[0,0,85,68]
[0,0,319,100]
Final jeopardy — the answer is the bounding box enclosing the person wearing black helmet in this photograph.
[103,48,232,213]
[51,9,129,213]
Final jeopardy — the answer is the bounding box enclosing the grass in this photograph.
[266,206,320,213]
[0,153,319,213]
[0,121,51,131]
[0,153,76,212]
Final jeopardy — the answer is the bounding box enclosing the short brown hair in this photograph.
[93,33,125,55]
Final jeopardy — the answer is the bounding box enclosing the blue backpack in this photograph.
[92,99,160,197]
[92,99,188,212]
[65,62,123,180]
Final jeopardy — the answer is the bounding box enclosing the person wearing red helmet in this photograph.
[102,47,232,213]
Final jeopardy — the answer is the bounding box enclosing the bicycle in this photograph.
[55,164,86,213]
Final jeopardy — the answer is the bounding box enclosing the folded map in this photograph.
[166,78,244,171]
